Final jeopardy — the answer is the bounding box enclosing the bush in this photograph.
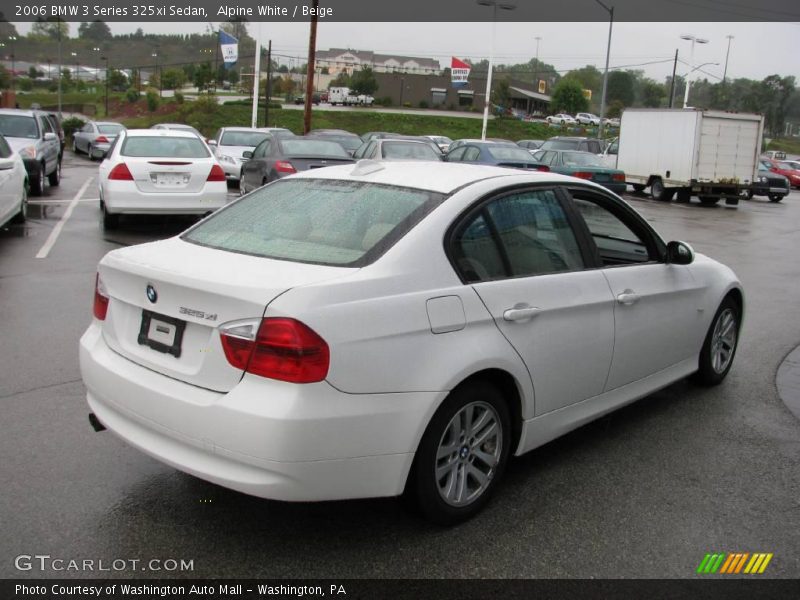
[145,88,160,112]
[61,116,86,140]
[374,96,392,107]
[418,100,429,109]
[126,87,140,103]
[403,101,412,108]
[18,78,33,92]
[174,91,184,104]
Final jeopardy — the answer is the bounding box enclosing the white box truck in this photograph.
[328,87,350,105]
[608,108,764,206]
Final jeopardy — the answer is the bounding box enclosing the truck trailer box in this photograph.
[616,108,764,205]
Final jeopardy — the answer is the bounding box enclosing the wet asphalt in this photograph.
[1,152,798,579]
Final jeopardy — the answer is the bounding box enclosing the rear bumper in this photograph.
[79,322,440,501]
[103,181,229,215]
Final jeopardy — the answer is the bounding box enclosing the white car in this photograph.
[546,113,577,125]
[80,161,743,524]
[209,127,294,181]
[0,133,28,227]
[97,129,229,229]
[575,113,601,126]
[423,135,453,153]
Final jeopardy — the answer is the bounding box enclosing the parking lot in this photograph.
[1,150,799,578]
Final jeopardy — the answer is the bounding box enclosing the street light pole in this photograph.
[534,36,541,62]
[477,0,516,141]
[101,56,109,117]
[722,35,734,83]
[595,0,614,139]
[9,35,17,91]
[680,34,709,108]
[93,47,100,83]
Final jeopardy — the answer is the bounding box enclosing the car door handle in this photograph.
[503,305,542,322]
[616,290,640,306]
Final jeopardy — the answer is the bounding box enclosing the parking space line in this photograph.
[35,177,94,259]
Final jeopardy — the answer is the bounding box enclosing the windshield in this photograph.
[183,179,445,267]
[281,139,350,158]
[487,146,537,161]
[561,152,602,167]
[98,124,124,135]
[220,131,270,147]
[382,141,441,160]
[0,115,38,139]
[121,136,211,158]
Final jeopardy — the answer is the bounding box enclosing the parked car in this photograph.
[448,138,516,153]
[208,127,294,182]
[81,161,744,524]
[97,129,228,229]
[150,123,203,138]
[240,137,355,194]
[575,113,601,126]
[423,135,453,153]
[46,112,66,157]
[0,133,28,227]
[517,139,545,153]
[445,141,549,171]
[0,108,61,195]
[546,114,577,125]
[763,150,787,160]
[73,121,126,160]
[533,149,626,194]
[743,160,790,202]
[352,138,443,162]
[758,157,800,188]
[305,131,363,156]
[540,136,605,155]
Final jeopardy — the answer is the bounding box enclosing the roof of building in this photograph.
[316,48,441,71]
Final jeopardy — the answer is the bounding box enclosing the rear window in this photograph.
[311,136,362,152]
[382,141,441,160]
[0,115,38,139]
[183,179,445,267]
[98,124,124,135]
[541,140,580,151]
[487,146,538,161]
[121,136,210,158]
[561,152,602,167]
[281,139,350,158]
[220,131,270,147]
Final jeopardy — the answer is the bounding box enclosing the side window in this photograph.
[452,189,585,283]
[446,147,466,162]
[462,146,481,161]
[586,140,602,154]
[363,140,377,159]
[82,123,93,133]
[571,194,654,265]
[252,140,270,158]
[0,135,11,158]
[542,151,559,166]
[39,116,53,135]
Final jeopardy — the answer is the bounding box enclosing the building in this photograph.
[315,48,441,76]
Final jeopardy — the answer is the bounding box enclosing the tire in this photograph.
[11,184,27,224]
[88,144,96,161]
[768,194,785,203]
[407,380,512,525]
[676,188,691,203]
[102,205,119,230]
[692,297,740,386]
[699,196,720,205]
[72,139,80,154]
[650,178,667,201]
[48,159,61,187]
[30,164,45,196]
[632,184,646,193]
[742,189,754,200]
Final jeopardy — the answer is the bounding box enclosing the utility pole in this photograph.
[57,17,63,118]
[213,28,220,94]
[264,40,272,127]
[722,35,734,83]
[595,0,614,139]
[303,0,319,135]
[669,49,678,108]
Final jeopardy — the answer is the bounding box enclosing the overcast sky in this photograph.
[12,21,800,83]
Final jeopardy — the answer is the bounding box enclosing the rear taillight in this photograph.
[93,273,109,320]
[95,136,109,144]
[108,163,134,181]
[275,161,297,174]
[535,165,550,172]
[612,173,625,182]
[219,317,329,383]
[206,164,226,182]
[572,171,594,180]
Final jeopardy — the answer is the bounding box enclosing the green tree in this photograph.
[78,20,112,42]
[492,77,512,110]
[563,65,603,102]
[28,66,43,79]
[193,62,214,91]
[108,69,128,92]
[641,80,665,108]
[550,78,589,115]
[161,68,188,90]
[30,18,69,40]
[607,71,635,107]
[0,12,20,38]
[349,66,378,95]
[329,71,351,88]
[760,74,796,137]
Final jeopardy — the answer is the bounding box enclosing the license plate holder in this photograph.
[151,172,190,186]
[137,310,185,358]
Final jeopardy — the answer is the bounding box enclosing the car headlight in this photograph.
[18,146,36,159]
[758,176,768,183]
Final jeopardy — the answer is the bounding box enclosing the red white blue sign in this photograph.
[451,57,471,88]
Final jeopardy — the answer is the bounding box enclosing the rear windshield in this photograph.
[98,124,124,135]
[541,140,580,150]
[183,179,445,267]
[382,141,441,160]
[562,152,602,167]
[0,115,38,139]
[281,139,350,158]
[487,146,538,161]
[221,131,270,147]
[311,136,362,152]
[121,136,210,158]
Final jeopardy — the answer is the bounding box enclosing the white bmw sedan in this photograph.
[0,133,28,228]
[80,161,743,524]
[97,129,228,229]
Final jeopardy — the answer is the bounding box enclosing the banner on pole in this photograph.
[219,30,239,69]
[451,57,471,88]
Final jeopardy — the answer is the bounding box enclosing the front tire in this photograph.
[768,193,785,203]
[408,380,512,525]
[30,164,45,196]
[692,297,740,386]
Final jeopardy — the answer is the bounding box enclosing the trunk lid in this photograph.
[98,237,354,392]
[125,157,214,194]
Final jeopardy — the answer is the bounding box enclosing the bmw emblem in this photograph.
[146,284,158,304]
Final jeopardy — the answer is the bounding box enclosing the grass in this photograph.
[766,137,800,156]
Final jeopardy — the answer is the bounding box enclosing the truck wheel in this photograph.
[676,188,691,203]
[632,184,646,193]
[742,189,754,200]
[650,178,668,201]
[768,194,785,203]
[699,196,720,205]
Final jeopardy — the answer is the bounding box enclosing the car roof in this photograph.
[95,121,124,126]
[125,129,203,139]
[290,160,577,194]
[0,108,37,117]
[222,126,289,132]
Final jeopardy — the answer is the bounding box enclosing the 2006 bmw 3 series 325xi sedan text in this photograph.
[79,160,743,524]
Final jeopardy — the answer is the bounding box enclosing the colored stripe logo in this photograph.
[697,553,773,574]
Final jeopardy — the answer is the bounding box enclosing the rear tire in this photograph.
[650,178,668,201]
[11,185,27,224]
[30,164,45,196]
[407,380,512,525]
[742,189,754,200]
[692,297,740,386]
[102,205,119,230]
[48,160,61,187]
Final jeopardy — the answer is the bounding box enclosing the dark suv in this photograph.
[539,136,604,155]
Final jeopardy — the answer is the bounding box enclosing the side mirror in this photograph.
[0,158,14,171]
[44,132,58,141]
[666,241,694,265]
[207,139,217,146]
[242,151,253,159]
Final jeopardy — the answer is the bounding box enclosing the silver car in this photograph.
[73,121,126,160]
[0,109,61,196]
[209,127,294,181]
